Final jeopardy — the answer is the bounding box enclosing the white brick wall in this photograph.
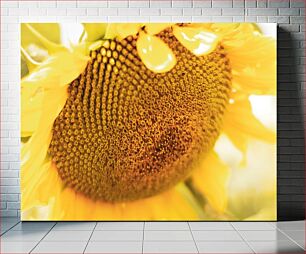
[0,0,305,218]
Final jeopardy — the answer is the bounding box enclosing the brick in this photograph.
[47,9,66,16]
[67,8,86,16]
[278,186,304,194]
[0,210,18,217]
[0,170,18,178]
[118,8,139,16]
[161,8,183,16]
[0,194,19,202]
[290,0,305,7]
[278,8,300,15]
[18,1,38,8]
[248,8,278,16]
[268,0,289,7]
[183,8,202,16]
[150,0,171,7]
[268,16,290,23]
[245,16,258,22]
[278,170,305,178]
[8,8,29,16]
[77,1,107,7]
[278,178,305,186]
[212,0,233,7]
[193,0,212,7]
[233,16,245,22]
[290,16,305,23]
[192,16,212,22]
[7,202,20,210]
[140,8,160,16]
[257,0,267,7]
[278,24,300,32]
[108,0,128,7]
[172,16,192,22]
[29,8,47,16]
[172,0,192,7]
[279,147,304,155]
[245,0,256,7]
[38,1,56,8]
[0,178,18,186]
[233,0,245,7]
[202,8,221,15]
[1,202,7,210]
[86,8,99,16]
[129,0,149,7]
[99,8,118,16]
[149,16,172,22]
[212,16,233,22]
[222,8,245,15]
[278,195,305,202]
[56,0,77,8]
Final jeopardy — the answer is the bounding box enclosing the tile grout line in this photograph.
[229,222,256,254]
[29,222,57,254]
[187,222,200,254]
[83,222,97,254]
[141,222,145,254]
[276,227,305,251]
[0,220,20,236]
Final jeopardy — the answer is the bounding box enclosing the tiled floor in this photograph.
[0,218,304,253]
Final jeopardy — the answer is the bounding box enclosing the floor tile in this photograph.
[282,230,305,241]
[295,240,305,250]
[239,230,290,241]
[32,241,87,253]
[12,222,55,231]
[85,241,142,253]
[145,222,189,231]
[0,241,37,253]
[189,222,234,231]
[232,222,275,231]
[1,230,47,242]
[276,221,305,231]
[52,222,96,231]
[143,241,198,253]
[144,230,193,241]
[249,240,304,253]
[197,241,253,253]
[192,230,242,241]
[43,230,92,242]
[96,222,144,231]
[90,230,143,241]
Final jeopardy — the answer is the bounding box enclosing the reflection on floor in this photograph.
[1,218,305,253]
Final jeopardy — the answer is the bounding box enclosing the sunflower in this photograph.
[21,23,276,221]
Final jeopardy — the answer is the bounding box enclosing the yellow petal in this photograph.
[223,96,276,144]
[22,51,89,89]
[136,31,176,73]
[116,23,142,39]
[21,47,40,72]
[192,151,229,213]
[21,24,65,54]
[173,26,219,56]
[145,23,172,35]
[82,23,107,42]
[219,25,276,95]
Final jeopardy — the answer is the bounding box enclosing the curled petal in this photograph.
[136,31,176,73]
[173,26,219,56]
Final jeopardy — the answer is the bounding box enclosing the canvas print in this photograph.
[21,23,277,221]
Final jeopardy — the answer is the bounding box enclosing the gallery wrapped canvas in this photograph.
[21,23,276,221]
